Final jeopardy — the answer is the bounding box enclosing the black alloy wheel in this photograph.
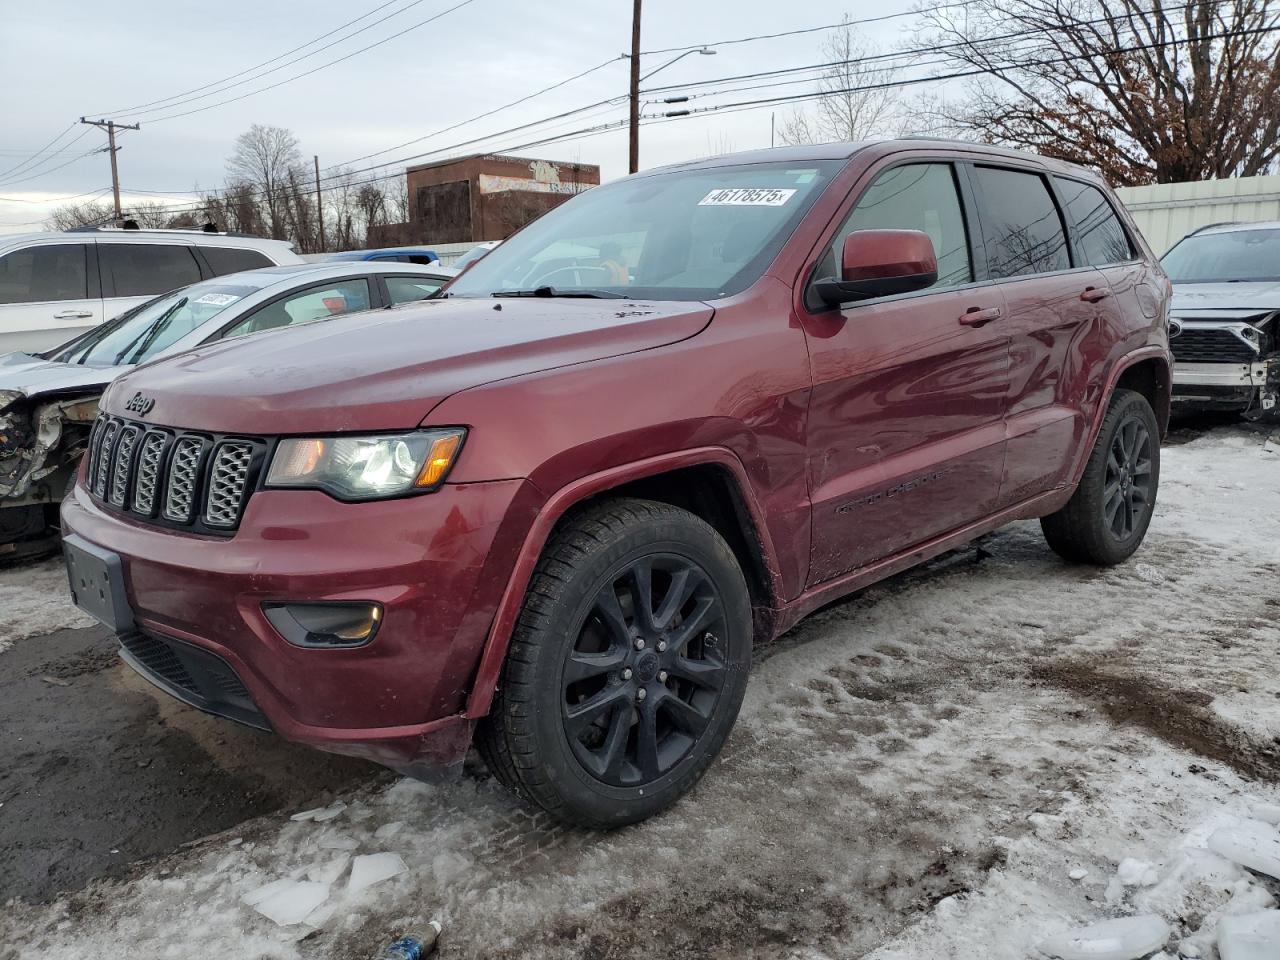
[1103,414,1153,540]
[562,553,727,787]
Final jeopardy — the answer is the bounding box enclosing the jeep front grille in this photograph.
[86,415,265,535]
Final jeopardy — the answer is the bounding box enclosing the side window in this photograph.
[0,244,88,304]
[385,276,444,305]
[1053,178,1134,267]
[219,278,371,339]
[200,246,274,275]
[100,244,202,297]
[828,163,973,289]
[972,167,1071,278]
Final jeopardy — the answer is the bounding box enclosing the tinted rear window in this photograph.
[200,246,274,275]
[1054,178,1133,266]
[973,167,1070,278]
[0,243,87,304]
[100,244,202,297]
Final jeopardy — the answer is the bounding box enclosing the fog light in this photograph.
[263,601,382,648]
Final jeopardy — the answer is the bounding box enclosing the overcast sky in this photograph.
[0,0,934,234]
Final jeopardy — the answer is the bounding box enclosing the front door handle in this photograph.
[53,309,94,319]
[1080,286,1111,303]
[959,306,1002,327]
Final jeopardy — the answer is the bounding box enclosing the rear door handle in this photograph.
[959,306,1002,327]
[53,309,94,319]
[1080,286,1111,303]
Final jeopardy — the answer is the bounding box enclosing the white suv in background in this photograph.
[0,227,302,354]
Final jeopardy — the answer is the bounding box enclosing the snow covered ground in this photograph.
[0,558,92,654]
[1,424,1278,960]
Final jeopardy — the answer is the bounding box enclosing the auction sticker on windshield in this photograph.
[699,187,797,206]
[194,293,241,306]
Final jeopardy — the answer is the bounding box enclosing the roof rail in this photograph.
[63,223,271,240]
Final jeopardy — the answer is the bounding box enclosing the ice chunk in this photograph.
[318,833,360,851]
[246,880,330,926]
[1209,822,1280,881]
[1037,915,1171,960]
[374,821,406,840]
[348,852,407,894]
[1070,868,1089,881]
[1218,911,1280,960]
[307,854,351,884]
[1135,849,1246,919]
[242,877,297,907]
[303,900,339,930]
[1250,804,1280,826]
[290,801,347,823]
[1115,858,1159,887]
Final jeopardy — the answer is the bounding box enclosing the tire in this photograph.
[476,497,752,828]
[1040,388,1160,565]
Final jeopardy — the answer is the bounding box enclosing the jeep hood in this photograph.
[1171,281,1280,318]
[0,351,122,400]
[103,298,713,433]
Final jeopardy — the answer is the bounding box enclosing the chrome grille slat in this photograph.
[163,437,205,523]
[132,431,167,515]
[108,426,140,507]
[93,421,118,498]
[204,441,254,528]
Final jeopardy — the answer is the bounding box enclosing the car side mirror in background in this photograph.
[813,229,939,307]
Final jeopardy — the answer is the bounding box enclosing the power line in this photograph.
[93,0,427,116]
[637,0,980,56]
[110,0,437,120]
[0,186,113,204]
[139,0,480,124]
[0,124,83,182]
[0,142,101,190]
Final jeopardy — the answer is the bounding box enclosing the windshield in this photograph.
[446,161,842,301]
[1161,228,1280,283]
[52,282,257,366]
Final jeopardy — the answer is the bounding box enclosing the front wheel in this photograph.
[1040,388,1160,565]
[477,498,752,828]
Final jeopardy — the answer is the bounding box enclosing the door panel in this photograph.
[805,285,1010,582]
[996,270,1106,505]
[0,242,102,354]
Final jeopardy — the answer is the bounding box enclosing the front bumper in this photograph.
[62,476,542,775]
[1173,359,1278,414]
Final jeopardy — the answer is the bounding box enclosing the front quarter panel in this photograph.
[425,280,814,602]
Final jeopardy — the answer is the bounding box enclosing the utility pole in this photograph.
[79,117,140,222]
[628,0,642,174]
[314,155,326,252]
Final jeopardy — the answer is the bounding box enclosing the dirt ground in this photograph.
[1,417,1277,960]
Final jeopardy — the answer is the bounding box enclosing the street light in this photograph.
[627,46,716,173]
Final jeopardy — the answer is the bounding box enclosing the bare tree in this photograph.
[919,0,1280,185]
[44,201,114,230]
[225,124,303,239]
[778,21,902,145]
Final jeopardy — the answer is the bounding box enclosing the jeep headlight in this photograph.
[265,428,466,500]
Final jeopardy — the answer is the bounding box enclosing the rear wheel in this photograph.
[1041,388,1160,565]
[477,498,752,828]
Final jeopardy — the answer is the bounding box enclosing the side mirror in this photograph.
[813,229,939,307]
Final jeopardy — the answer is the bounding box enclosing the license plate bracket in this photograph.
[64,534,134,633]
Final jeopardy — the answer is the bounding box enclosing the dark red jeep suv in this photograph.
[63,141,1171,827]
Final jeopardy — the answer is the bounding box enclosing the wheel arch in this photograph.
[464,448,782,719]
[1070,347,1172,489]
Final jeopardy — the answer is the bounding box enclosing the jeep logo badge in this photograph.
[124,391,155,416]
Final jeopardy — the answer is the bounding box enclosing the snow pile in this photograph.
[1037,915,1170,960]
[0,558,93,652]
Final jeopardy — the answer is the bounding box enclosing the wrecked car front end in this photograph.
[0,387,102,558]
[1169,310,1280,418]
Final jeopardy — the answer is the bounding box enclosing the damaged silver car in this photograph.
[0,260,456,558]
[1163,221,1280,418]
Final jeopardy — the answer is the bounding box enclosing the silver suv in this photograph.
[0,227,301,355]
[1162,221,1280,418]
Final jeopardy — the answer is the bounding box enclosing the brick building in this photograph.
[369,154,600,247]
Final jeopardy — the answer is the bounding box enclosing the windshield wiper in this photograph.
[491,286,625,300]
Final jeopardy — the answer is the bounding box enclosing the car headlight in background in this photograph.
[265,428,466,499]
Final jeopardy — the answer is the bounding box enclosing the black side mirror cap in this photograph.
[812,270,938,307]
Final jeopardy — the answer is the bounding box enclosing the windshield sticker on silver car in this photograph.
[194,293,241,306]
[698,187,797,206]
